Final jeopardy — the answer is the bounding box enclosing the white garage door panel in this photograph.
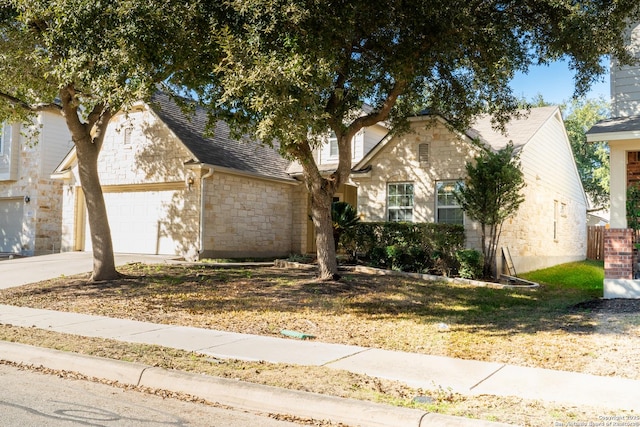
[0,199,23,253]
[85,191,182,255]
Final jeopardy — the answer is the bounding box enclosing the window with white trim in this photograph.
[328,133,338,158]
[436,180,463,225]
[388,183,414,222]
[553,200,559,240]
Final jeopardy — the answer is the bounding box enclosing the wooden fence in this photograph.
[586,226,604,260]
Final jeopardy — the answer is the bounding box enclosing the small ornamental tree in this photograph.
[455,142,525,278]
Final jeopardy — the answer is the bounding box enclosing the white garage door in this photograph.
[0,198,23,253]
[85,190,183,255]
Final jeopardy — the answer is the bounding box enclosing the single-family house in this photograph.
[54,92,586,275]
[586,21,640,298]
[0,112,72,256]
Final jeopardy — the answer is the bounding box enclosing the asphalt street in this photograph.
[0,363,301,427]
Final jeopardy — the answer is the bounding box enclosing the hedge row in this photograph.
[340,222,467,276]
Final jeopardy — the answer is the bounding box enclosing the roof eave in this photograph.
[185,162,300,186]
[586,130,640,142]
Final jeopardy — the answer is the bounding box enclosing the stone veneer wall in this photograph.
[353,119,483,250]
[0,121,65,256]
[201,172,297,258]
[604,228,633,280]
[353,113,587,274]
[60,108,200,257]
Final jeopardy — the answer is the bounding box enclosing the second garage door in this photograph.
[85,190,185,255]
[0,198,23,253]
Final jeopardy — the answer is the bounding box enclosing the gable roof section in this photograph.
[52,93,295,182]
[468,106,560,152]
[149,92,293,181]
[354,106,560,171]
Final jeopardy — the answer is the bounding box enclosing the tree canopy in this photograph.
[181,0,640,278]
[1,1,638,280]
[0,0,207,279]
[562,97,610,210]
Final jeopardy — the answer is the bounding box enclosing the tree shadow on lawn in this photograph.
[0,264,603,336]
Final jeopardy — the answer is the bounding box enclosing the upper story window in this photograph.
[436,180,463,225]
[388,182,414,222]
[329,133,338,158]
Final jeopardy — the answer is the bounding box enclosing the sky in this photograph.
[508,60,611,105]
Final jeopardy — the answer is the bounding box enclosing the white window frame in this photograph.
[554,200,559,241]
[436,180,464,225]
[387,182,414,222]
[328,133,338,158]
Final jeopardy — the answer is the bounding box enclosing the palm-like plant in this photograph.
[332,201,360,252]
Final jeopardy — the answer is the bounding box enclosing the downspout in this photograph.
[199,166,215,258]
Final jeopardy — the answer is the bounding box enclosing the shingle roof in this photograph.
[586,115,640,136]
[468,106,559,152]
[149,92,293,181]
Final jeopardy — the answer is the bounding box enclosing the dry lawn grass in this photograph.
[1,262,639,426]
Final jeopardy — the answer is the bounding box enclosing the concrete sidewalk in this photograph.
[1,303,639,413]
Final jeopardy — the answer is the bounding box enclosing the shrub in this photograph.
[455,249,483,279]
[342,222,465,275]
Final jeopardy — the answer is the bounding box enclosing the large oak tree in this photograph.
[184,0,640,280]
[0,1,206,280]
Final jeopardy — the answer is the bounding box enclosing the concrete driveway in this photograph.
[0,252,180,289]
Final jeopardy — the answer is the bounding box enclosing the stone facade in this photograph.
[201,172,300,258]
[59,105,303,260]
[0,114,72,255]
[352,111,587,274]
[352,119,482,250]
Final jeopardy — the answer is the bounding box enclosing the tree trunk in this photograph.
[76,141,118,281]
[481,224,493,279]
[58,86,118,282]
[310,184,339,280]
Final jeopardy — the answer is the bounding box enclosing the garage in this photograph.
[84,189,188,255]
[0,198,23,254]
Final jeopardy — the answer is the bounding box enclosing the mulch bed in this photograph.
[572,298,640,313]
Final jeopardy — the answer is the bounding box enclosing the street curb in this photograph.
[0,341,514,427]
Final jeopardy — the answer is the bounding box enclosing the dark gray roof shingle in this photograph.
[150,92,293,181]
[586,115,640,136]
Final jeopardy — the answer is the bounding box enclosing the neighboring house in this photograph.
[53,92,308,260]
[344,106,587,274]
[586,21,640,298]
[0,112,73,255]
